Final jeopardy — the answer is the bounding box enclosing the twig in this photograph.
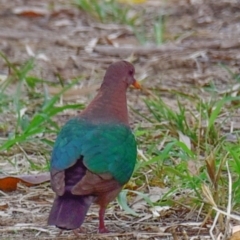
[210,211,220,240]
[224,161,232,238]
[93,45,184,56]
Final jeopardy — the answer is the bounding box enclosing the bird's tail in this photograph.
[48,194,94,230]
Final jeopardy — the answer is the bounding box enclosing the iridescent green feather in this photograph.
[51,118,137,185]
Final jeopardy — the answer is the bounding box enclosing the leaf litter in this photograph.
[1,0,240,239]
[0,173,50,192]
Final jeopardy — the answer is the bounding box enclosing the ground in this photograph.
[0,0,240,239]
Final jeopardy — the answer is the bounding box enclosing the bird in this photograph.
[48,61,140,233]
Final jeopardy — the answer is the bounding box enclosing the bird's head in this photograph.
[101,61,141,90]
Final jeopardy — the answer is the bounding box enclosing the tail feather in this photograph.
[48,194,94,230]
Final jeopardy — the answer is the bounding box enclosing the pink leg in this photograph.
[98,206,109,233]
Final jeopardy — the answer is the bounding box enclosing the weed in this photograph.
[133,89,240,216]
[74,0,166,45]
[0,53,84,170]
[75,0,139,25]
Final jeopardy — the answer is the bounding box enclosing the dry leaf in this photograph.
[131,187,169,211]
[0,203,8,210]
[205,152,216,184]
[150,206,171,217]
[201,184,216,207]
[25,45,35,57]
[85,38,99,53]
[0,173,50,192]
[178,131,191,150]
[25,45,49,61]
[187,160,199,176]
[0,73,8,82]
[12,7,49,17]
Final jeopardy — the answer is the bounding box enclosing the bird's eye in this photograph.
[129,69,134,75]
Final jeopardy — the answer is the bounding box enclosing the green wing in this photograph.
[51,118,137,185]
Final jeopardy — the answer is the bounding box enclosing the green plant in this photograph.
[132,90,240,216]
[74,0,166,45]
[0,53,84,169]
[75,0,139,25]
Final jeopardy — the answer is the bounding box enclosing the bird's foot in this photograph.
[98,227,109,233]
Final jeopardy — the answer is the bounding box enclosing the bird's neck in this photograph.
[80,86,129,125]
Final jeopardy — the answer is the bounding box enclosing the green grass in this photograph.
[0,53,85,171]
[75,0,140,25]
[74,0,166,45]
[127,88,240,221]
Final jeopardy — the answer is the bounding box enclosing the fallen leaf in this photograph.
[131,187,169,211]
[25,45,49,61]
[0,211,9,217]
[25,45,35,57]
[0,173,50,192]
[0,73,8,82]
[187,160,200,176]
[85,38,99,53]
[178,131,191,150]
[54,19,73,27]
[0,203,8,210]
[12,7,49,17]
[150,206,171,217]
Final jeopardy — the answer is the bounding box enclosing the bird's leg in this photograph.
[98,206,109,233]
